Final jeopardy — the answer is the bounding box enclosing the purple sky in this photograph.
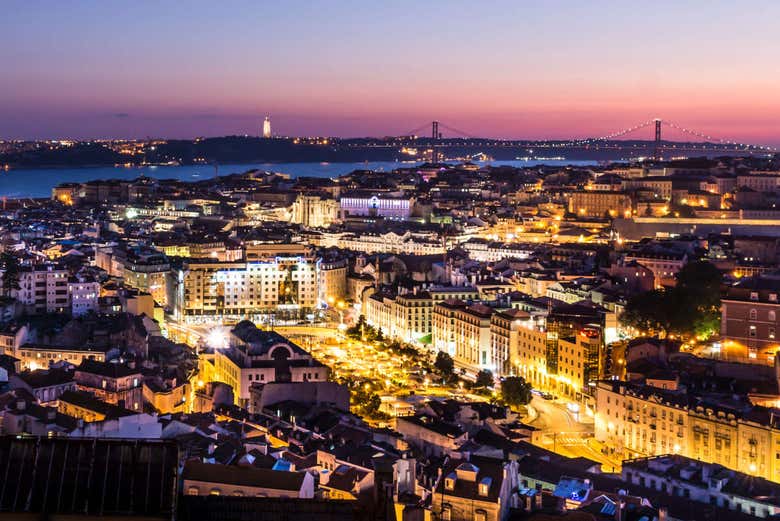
[2,1,780,145]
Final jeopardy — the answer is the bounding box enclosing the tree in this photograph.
[501,376,533,407]
[0,252,20,298]
[475,369,494,388]
[620,260,723,339]
[434,351,454,379]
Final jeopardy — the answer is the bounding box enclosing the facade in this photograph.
[568,190,632,219]
[74,360,143,411]
[623,455,780,518]
[339,193,414,220]
[365,287,479,345]
[432,301,494,376]
[68,276,100,316]
[595,380,780,484]
[395,415,467,457]
[10,265,70,314]
[431,458,519,521]
[15,344,108,371]
[204,321,328,407]
[721,274,780,363]
[183,461,315,499]
[178,245,319,322]
[290,194,340,228]
[491,309,548,383]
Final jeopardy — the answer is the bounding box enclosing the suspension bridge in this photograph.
[397,119,776,161]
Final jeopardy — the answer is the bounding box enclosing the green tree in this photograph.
[620,260,723,339]
[475,369,494,388]
[501,376,533,407]
[434,351,454,379]
[0,252,20,298]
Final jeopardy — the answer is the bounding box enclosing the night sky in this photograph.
[2,0,779,144]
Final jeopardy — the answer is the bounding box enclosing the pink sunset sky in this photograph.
[1,1,779,145]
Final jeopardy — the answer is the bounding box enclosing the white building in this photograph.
[69,276,100,316]
[6,264,71,314]
[339,193,414,220]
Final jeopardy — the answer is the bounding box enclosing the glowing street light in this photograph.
[207,329,228,349]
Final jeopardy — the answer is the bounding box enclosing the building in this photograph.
[432,301,494,376]
[204,321,328,407]
[182,461,315,499]
[365,287,479,345]
[556,327,603,399]
[178,244,319,322]
[490,309,548,384]
[69,275,100,316]
[15,344,108,371]
[623,249,688,288]
[339,193,414,220]
[568,191,633,219]
[395,414,467,457]
[122,248,170,306]
[318,258,348,306]
[721,274,780,363]
[290,193,340,228]
[623,455,780,518]
[6,264,70,314]
[74,359,143,411]
[431,457,519,521]
[595,379,780,484]
[57,389,135,422]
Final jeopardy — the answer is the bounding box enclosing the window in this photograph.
[751,292,759,301]
[187,486,199,495]
[750,309,758,321]
[750,325,757,338]
[474,510,487,521]
[770,311,777,322]
[441,505,452,521]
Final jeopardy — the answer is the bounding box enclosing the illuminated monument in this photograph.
[262,115,271,138]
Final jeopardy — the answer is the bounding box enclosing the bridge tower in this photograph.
[431,121,440,163]
[653,118,662,160]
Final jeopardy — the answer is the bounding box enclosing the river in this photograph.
[0,159,599,198]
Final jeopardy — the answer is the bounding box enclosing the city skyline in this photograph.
[2,1,780,144]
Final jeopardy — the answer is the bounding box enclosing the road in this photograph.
[527,395,621,472]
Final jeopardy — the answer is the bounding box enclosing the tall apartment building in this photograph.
[595,380,780,484]
[7,265,70,314]
[490,309,548,383]
[556,327,603,399]
[318,258,348,306]
[176,244,319,323]
[432,301,494,376]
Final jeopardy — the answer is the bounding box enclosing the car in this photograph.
[541,392,556,401]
